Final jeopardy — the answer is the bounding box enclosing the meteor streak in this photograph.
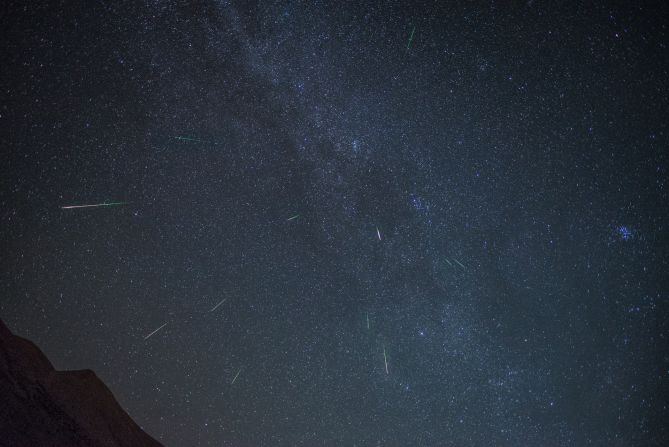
[286,214,300,221]
[172,136,213,143]
[210,298,227,312]
[376,227,382,241]
[406,26,416,51]
[231,368,242,385]
[453,259,466,270]
[383,346,388,374]
[144,323,167,340]
[61,202,129,210]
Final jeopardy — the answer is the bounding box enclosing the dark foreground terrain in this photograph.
[0,319,162,447]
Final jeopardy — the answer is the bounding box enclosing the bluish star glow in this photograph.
[617,225,633,241]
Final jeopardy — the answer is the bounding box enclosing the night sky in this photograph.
[2,1,668,446]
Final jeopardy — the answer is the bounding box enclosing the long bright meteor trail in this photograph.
[61,202,129,210]
[383,346,389,374]
[286,214,300,221]
[144,323,167,340]
[376,227,382,241]
[210,298,227,312]
[231,368,242,385]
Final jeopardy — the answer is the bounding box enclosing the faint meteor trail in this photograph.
[171,135,214,144]
[383,346,388,374]
[144,323,167,340]
[231,368,242,384]
[286,214,300,221]
[366,312,370,330]
[376,227,382,241]
[210,298,227,312]
[453,259,466,270]
[406,26,416,51]
[61,202,129,210]
[445,259,453,267]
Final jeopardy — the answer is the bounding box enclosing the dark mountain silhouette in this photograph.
[0,318,162,447]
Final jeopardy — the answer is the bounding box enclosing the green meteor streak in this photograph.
[406,26,415,51]
[61,202,129,210]
[172,136,212,143]
[453,258,467,270]
[286,214,300,221]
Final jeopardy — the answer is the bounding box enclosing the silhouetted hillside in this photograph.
[0,319,162,447]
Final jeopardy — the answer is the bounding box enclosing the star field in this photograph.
[1,1,668,446]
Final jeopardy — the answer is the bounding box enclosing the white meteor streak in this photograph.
[383,346,388,374]
[61,201,129,210]
[144,323,167,340]
[376,227,382,241]
[231,368,242,385]
[210,298,227,312]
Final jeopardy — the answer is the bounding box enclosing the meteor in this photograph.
[144,323,167,340]
[61,202,129,210]
[383,346,389,374]
[210,298,227,312]
[376,227,382,241]
[286,214,300,221]
[231,368,242,385]
[406,26,416,51]
[172,136,213,144]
